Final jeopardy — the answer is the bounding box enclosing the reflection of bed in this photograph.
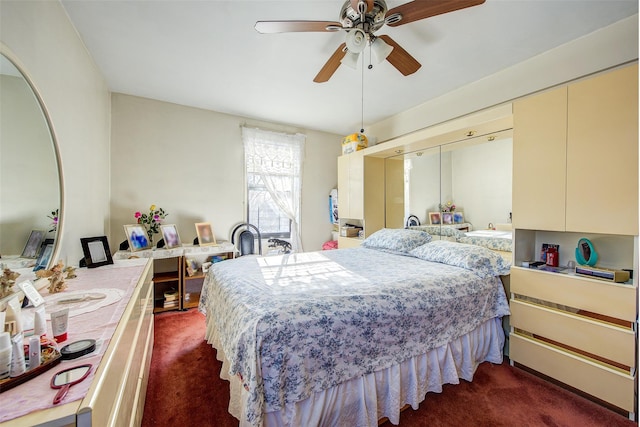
[199,231,510,426]
[410,225,513,263]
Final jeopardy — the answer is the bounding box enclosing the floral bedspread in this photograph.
[199,247,510,426]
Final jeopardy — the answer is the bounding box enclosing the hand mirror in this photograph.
[50,364,92,405]
[575,238,598,266]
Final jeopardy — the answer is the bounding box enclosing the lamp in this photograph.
[345,28,367,53]
[340,50,360,69]
[370,37,393,63]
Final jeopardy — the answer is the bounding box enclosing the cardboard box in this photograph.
[342,133,368,155]
[340,227,360,237]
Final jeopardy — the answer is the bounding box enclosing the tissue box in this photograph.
[342,133,368,155]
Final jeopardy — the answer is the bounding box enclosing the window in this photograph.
[242,127,305,251]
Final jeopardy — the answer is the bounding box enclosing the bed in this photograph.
[199,229,511,426]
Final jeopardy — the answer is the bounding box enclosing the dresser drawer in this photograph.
[511,267,636,321]
[510,334,635,412]
[510,299,635,368]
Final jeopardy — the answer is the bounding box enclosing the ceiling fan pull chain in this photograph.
[361,55,365,134]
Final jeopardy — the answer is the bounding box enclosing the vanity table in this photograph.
[0,258,154,426]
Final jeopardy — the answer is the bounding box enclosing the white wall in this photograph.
[0,0,111,265]
[110,94,341,252]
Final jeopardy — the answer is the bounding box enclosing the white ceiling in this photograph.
[60,0,638,136]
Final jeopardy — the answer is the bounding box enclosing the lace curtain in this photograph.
[241,126,305,253]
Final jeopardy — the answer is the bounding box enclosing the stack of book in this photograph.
[163,289,179,309]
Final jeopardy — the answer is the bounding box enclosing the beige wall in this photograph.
[368,14,638,144]
[110,94,341,252]
[0,0,111,265]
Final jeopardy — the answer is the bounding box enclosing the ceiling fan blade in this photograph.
[386,0,485,27]
[313,43,347,83]
[255,20,342,34]
[378,35,421,76]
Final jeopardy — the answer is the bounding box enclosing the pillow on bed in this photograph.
[361,228,432,255]
[409,240,511,277]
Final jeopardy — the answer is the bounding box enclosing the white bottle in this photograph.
[0,332,12,379]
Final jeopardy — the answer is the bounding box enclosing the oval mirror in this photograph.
[50,364,92,405]
[0,49,62,270]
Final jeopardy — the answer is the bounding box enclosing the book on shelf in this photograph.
[163,300,179,308]
[164,290,178,301]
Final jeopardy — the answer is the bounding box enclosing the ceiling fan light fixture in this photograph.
[345,28,367,53]
[371,37,393,63]
[340,50,361,69]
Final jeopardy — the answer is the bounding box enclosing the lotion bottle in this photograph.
[0,332,11,379]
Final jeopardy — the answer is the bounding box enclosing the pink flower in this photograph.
[134,211,142,219]
[153,214,160,222]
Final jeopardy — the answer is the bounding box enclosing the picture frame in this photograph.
[160,224,182,249]
[123,224,151,251]
[453,211,464,224]
[80,236,114,268]
[428,212,441,225]
[195,222,216,246]
[21,230,46,258]
[442,212,454,225]
[33,239,54,271]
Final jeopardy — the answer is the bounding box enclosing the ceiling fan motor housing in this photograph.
[340,0,388,35]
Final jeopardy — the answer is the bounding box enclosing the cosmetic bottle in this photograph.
[0,332,11,379]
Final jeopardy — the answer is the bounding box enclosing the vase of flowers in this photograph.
[134,204,167,245]
[48,208,59,233]
[439,201,456,212]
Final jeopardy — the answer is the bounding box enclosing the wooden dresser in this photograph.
[1,258,154,426]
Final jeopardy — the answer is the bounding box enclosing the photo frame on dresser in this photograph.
[80,236,114,268]
[123,224,150,252]
[195,222,217,246]
[453,212,464,224]
[33,239,55,271]
[428,212,441,225]
[442,212,454,225]
[160,224,181,249]
[21,230,46,258]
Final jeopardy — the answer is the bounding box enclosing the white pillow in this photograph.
[361,228,432,255]
[410,240,511,277]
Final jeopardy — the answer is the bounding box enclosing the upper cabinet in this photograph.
[513,86,567,231]
[513,63,638,236]
[566,64,638,235]
[337,152,384,237]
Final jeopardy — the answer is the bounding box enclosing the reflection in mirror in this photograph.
[0,52,60,269]
[51,364,92,405]
[386,130,513,249]
[391,132,512,229]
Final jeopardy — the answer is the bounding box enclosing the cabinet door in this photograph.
[337,155,351,218]
[513,86,567,231]
[337,152,364,220]
[566,64,638,235]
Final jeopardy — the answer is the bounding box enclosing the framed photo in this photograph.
[442,212,454,225]
[21,230,46,258]
[33,239,54,271]
[453,211,464,224]
[80,236,114,268]
[123,224,150,251]
[195,222,217,246]
[428,212,441,225]
[160,224,182,249]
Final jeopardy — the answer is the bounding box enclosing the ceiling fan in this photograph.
[255,0,486,83]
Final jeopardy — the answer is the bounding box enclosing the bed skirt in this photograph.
[205,316,505,427]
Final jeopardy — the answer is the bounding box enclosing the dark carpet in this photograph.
[142,309,636,427]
